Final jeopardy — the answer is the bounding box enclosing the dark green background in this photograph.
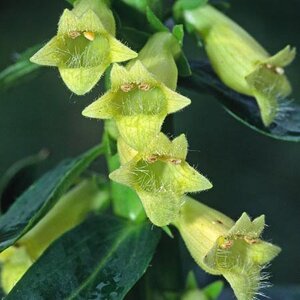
[0,0,299,290]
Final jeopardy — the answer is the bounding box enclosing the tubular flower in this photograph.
[0,247,32,294]
[182,3,296,126]
[82,60,190,151]
[109,133,212,226]
[30,0,137,95]
[173,197,281,300]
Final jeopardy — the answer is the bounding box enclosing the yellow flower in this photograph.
[82,60,190,151]
[30,0,137,95]
[109,134,212,226]
[0,247,32,294]
[173,197,281,300]
[182,4,296,126]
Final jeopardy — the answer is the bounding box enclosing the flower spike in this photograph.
[82,61,191,151]
[30,1,137,95]
[109,134,212,226]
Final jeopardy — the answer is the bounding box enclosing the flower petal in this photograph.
[136,190,183,226]
[82,91,116,118]
[108,36,138,63]
[59,64,107,95]
[264,45,296,67]
[58,9,105,35]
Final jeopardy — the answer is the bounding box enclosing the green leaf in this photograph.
[171,25,192,77]
[0,144,104,252]
[146,6,168,33]
[203,281,224,300]
[7,214,161,299]
[181,61,300,142]
[0,44,43,92]
[0,149,49,214]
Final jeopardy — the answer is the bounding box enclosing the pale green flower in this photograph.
[109,134,212,226]
[183,4,296,126]
[173,197,281,300]
[30,2,137,95]
[82,61,190,151]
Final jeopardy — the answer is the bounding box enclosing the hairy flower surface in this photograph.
[30,0,137,95]
[183,4,296,126]
[82,61,190,150]
[174,197,281,300]
[109,134,212,226]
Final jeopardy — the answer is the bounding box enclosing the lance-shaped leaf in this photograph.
[181,4,296,126]
[110,134,212,226]
[30,8,137,95]
[5,214,161,299]
[83,61,191,151]
[174,197,281,300]
[0,144,104,252]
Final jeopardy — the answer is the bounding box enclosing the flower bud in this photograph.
[173,197,281,300]
[82,60,190,151]
[127,32,182,90]
[30,0,137,95]
[109,134,212,226]
[182,4,296,126]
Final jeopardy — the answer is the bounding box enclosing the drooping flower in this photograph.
[173,197,281,300]
[30,0,137,95]
[181,3,296,126]
[82,60,190,151]
[109,133,212,226]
